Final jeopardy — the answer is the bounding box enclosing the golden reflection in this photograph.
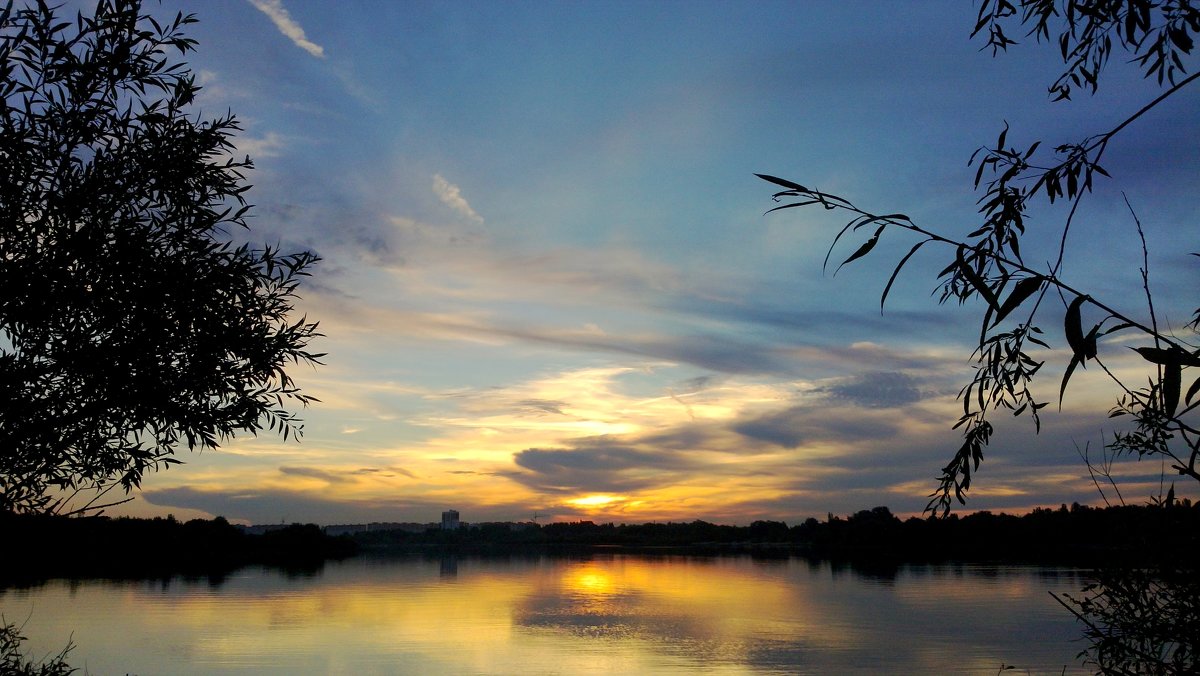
[565,566,616,598]
[11,556,1085,675]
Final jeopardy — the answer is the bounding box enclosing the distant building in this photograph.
[441,509,461,530]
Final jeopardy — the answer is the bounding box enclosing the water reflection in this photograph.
[438,555,458,579]
[3,554,1091,675]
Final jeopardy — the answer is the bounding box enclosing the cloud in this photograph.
[733,409,807,449]
[279,465,351,484]
[308,279,964,383]
[278,464,418,485]
[247,0,326,58]
[688,298,961,346]
[820,371,924,408]
[432,174,484,224]
[194,70,231,103]
[512,439,698,494]
[517,399,569,416]
[484,324,804,377]
[732,405,903,450]
[517,441,686,473]
[234,131,286,159]
[141,485,530,525]
[355,466,418,479]
[674,375,717,393]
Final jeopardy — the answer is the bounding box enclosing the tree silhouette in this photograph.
[761,0,1199,516]
[0,0,323,514]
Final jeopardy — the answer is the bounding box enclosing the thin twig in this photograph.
[1077,440,1111,507]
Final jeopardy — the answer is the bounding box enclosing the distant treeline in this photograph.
[0,513,356,585]
[4,501,1197,585]
[356,502,1200,564]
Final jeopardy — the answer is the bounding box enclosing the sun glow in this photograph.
[568,494,623,508]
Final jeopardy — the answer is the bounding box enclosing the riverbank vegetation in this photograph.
[0,513,355,585]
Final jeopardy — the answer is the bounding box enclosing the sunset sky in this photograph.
[114,0,1199,525]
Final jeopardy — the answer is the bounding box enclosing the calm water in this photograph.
[3,553,1093,675]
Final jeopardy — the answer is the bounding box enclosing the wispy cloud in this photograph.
[432,174,484,224]
[279,465,352,484]
[247,0,325,58]
[234,131,287,159]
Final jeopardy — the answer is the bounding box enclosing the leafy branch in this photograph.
[759,7,1198,513]
[973,0,1200,101]
[1,0,324,514]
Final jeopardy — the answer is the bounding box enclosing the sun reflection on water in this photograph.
[566,565,617,598]
[6,555,1090,674]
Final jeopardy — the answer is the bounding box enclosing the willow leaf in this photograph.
[955,246,999,310]
[1064,295,1088,360]
[1165,359,1181,418]
[880,239,929,312]
[992,275,1043,327]
[755,173,806,191]
[836,224,886,275]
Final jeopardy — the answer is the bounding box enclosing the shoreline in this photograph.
[3,501,1197,587]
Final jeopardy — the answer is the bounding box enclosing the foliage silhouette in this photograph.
[0,618,73,676]
[761,0,1199,516]
[0,512,356,584]
[0,0,323,515]
[763,3,1200,672]
[1054,563,1200,674]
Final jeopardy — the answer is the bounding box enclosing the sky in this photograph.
[97,0,1200,526]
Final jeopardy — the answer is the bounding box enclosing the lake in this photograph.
[3,552,1093,674]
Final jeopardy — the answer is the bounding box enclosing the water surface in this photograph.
[3,553,1091,674]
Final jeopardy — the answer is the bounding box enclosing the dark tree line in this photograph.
[0,512,355,584]
[349,502,1200,565]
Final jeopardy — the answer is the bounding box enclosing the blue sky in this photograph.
[109,0,1199,525]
